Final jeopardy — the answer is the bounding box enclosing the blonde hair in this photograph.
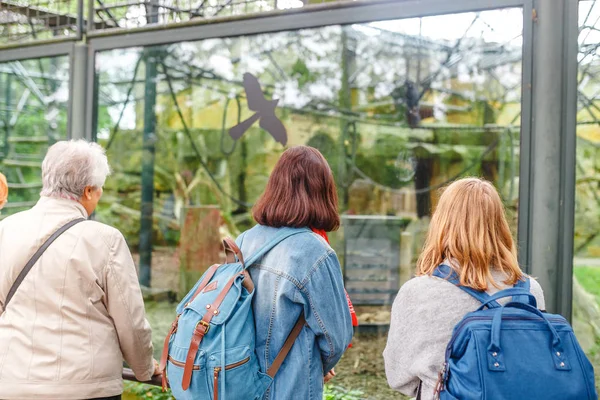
[0,172,7,210]
[416,177,523,291]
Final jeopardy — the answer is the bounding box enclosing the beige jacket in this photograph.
[0,197,154,399]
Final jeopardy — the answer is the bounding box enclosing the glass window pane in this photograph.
[0,55,70,217]
[0,1,78,45]
[89,0,318,32]
[95,8,523,397]
[576,0,600,391]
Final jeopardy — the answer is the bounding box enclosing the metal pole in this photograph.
[69,44,88,140]
[3,73,11,157]
[87,0,95,35]
[77,0,85,39]
[523,0,578,318]
[139,46,157,288]
[139,0,160,287]
[339,27,352,209]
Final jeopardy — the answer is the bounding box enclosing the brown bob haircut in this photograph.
[252,145,340,231]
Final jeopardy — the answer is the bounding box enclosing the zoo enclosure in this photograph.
[0,0,595,324]
[3,0,600,396]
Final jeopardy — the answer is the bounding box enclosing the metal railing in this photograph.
[123,368,165,387]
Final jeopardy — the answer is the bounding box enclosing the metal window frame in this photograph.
[86,0,529,50]
[4,0,581,317]
[519,0,578,318]
[557,0,579,321]
[0,43,74,63]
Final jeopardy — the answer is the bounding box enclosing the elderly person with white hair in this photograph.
[0,140,158,400]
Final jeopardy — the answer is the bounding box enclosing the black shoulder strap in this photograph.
[3,218,86,309]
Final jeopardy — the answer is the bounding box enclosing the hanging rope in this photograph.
[160,61,253,208]
[220,95,242,156]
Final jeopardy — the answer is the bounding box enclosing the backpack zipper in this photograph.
[213,356,251,400]
[168,356,200,370]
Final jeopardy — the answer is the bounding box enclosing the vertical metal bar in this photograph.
[87,0,95,34]
[84,46,96,142]
[69,44,88,140]
[139,46,157,288]
[517,0,534,273]
[67,49,75,141]
[4,73,12,157]
[77,0,85,39]
[339,26,351,209]
[526,0,578,317]
[556,0,579,322]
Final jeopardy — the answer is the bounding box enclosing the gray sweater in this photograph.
[383,270,545,400]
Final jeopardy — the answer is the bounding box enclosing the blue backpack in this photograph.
[433,265,598,400]
[160,229,306,400]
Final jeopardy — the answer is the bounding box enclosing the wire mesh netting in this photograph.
[0,0,80,44]
[575,1,600,261]
[0,56,70,214]
[0,0,348,44]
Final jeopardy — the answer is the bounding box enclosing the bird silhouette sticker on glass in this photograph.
[229,73,288,146]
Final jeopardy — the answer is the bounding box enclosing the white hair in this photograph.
[41,140,111,200]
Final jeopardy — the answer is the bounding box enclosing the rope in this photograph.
[220,96,242,156]
[160,61,253,208]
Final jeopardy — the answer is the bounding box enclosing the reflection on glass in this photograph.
[94,8,522,398]
[575,0,600,391]
[0,0,79,44]
[90,0,306,31]
[0,56,70,217]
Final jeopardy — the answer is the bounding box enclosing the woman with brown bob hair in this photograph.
[383,177,546,400]
[235,145,353,400]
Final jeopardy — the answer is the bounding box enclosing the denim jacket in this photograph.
[237,225,353,400]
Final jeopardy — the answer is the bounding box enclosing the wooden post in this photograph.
[178,206,223,298]
[399,231,414,286]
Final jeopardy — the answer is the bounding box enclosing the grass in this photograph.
[575,266,600,304]
[123,382,365,400]
[574,266,600,392]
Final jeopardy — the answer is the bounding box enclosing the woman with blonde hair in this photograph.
[383,177,545,400]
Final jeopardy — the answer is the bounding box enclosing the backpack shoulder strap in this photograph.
[267,312,306,378]
[4,218,86,309]
[244,228,309,268]
[512,276,531,304]
[433,264,502,308]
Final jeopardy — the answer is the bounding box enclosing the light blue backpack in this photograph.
[433,265,597,400]
[160,229,306,400]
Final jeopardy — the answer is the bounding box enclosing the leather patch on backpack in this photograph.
[203,281,218,293]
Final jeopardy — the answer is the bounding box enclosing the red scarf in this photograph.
[311,228,359,329]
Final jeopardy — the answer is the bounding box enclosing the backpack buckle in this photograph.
[196,320,210,334]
